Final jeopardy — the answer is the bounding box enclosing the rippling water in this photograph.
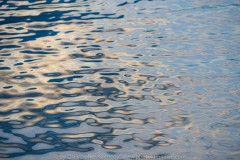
[0,0,240,160]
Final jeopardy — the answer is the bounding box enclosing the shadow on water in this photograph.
[0,0,239,159]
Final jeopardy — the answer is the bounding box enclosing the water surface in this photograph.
[0,0,240,160]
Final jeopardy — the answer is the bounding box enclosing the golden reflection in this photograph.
[60,133,95,138]
[103,145,120,149]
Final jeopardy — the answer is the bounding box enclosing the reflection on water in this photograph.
[0,0,239,159]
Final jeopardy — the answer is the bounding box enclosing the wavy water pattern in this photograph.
[0,0,240,160]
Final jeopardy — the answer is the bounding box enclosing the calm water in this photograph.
[0,0,240,160]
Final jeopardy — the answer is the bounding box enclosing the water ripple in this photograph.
[0,0,239,159]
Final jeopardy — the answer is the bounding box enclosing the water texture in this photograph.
[0,0,239,159]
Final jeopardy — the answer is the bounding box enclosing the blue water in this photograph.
[0,0,240,160]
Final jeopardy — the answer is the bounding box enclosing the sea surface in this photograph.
[0,0,239,160]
